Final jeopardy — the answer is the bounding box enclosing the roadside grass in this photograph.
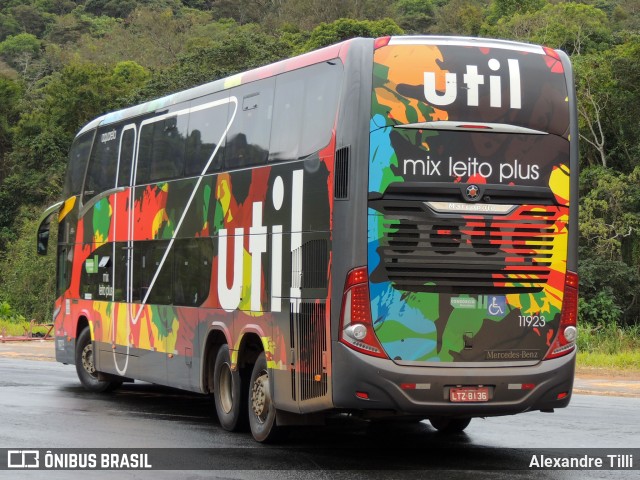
[0,318,52,338]
[3,315,639,372]
[577,324,640,372]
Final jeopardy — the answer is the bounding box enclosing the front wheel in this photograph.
[248,352,286,443]
[75,326,121,393]
[429,417,471,433]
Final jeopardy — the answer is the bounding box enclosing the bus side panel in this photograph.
[330,39,375,405]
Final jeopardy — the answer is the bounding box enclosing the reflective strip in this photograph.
[388,36,545,55]
[396,121,547,135]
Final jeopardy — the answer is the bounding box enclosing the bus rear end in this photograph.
[332,37,578,427]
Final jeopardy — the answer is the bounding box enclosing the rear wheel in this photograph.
[429,417,471,433]
[248,352,286,443]
[75,326,121,392]
[213,344,246,431]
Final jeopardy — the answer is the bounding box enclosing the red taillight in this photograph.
[543,46,561,61]
[545,271,578,360]
[374,36,391,50]
[457,124,492,130]
[339,267,387,359]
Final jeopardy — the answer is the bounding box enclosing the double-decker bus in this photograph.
[37,36,578,442]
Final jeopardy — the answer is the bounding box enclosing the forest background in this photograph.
[0,0,639,364]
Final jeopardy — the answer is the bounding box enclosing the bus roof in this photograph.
[386,36,547,55]
[78,38,353,136]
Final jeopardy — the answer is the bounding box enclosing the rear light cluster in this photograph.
[545,271,578,360]
[339,267,387,358]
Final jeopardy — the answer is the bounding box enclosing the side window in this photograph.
[136,110,189,185]
[186,96,229,176]
[83,126,120,202]
[225,78,274,169]
[270,74,304,161]
[64,131,94,198]
[270,61,343,161]
[133,241,173,305]
[56,245,72,296]
[117,128,136,187]
[300,62,342,156]
[79,243,112,300]
[174,238,213,306]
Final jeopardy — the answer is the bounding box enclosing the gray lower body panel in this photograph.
[332,342,575,417]
[55,335,75,365]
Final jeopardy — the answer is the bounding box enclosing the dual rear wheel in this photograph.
[213,348,281,442]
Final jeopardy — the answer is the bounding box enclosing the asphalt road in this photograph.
[0,354,638,479]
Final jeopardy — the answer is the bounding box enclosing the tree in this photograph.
[9,4,55,37]
[73,7,212,69]
[0,60,150,251]
[302,17,403,52]
[485,2,612,55]
[0,206,57,322]
[432,0,485,36]
[0,77,22,182]
[393,0,435,33]
[136,21,295,98]
[0,13,21,42]
[0,33,42,72]
[579,166,640,260]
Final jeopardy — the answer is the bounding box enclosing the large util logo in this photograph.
[424,58,522,109]
[217,169,303,313]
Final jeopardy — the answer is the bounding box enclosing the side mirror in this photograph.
[36,201,63,255]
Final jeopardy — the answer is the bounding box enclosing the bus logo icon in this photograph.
[465,184,481,201]
[7,450,40,468]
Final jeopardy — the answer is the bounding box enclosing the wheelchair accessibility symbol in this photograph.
[487,296,506,316]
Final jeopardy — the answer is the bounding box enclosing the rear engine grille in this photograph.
[378,209,559,294]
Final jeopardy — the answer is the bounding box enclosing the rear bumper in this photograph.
[332,342,575,417]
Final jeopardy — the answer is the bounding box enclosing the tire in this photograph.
[248,352,286,443]
[213,344,247,431]
[429,417,472,433]
[75,326,121,393]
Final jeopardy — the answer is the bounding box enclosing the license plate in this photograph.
[449,386,489,403]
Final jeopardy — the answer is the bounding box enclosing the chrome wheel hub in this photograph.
[251,372,270,423]
[81,344,96,377]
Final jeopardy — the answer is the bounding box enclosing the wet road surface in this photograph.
[0,356,638,479]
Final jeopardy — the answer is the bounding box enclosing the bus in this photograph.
[37,36,578,442]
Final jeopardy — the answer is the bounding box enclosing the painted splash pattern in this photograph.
[368,43,572,362]
[56,155,333,380]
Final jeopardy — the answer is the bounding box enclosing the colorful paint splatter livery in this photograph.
[368,40,572,363]
[39,37,578,439]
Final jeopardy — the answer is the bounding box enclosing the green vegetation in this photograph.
[577,324,640,371]
[0,0,639,363]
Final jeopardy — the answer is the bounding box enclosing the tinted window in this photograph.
[137,111,189,184]
[117,128,136,187]
[270,61,343,161]
[134,241,173,305]
[63,131,94,198]
[186,96,229,176]
[56,245,73,296]
[270,75,304,161]
[174,238,213,306]
[225,78,274,169]
[300,62,342,155]
[83,126,120,202]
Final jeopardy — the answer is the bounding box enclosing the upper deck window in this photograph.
[63,131,94,198]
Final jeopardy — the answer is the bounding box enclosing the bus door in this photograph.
[106,124,138,378]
